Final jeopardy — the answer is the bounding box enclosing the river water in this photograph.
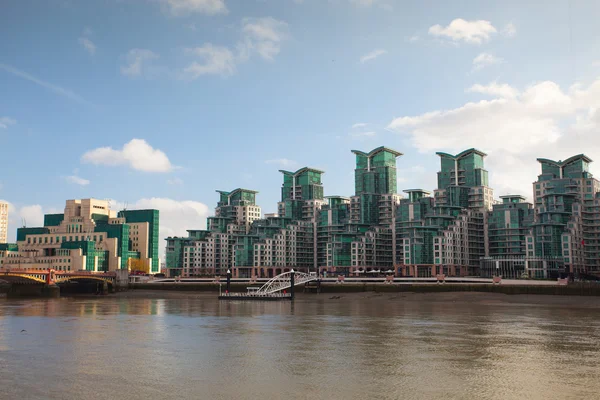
[1,291,599,400]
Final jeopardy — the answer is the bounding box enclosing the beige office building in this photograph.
[0,198,160,273]
[0,201,8,244]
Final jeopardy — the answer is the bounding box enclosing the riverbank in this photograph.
[130,281,600,296]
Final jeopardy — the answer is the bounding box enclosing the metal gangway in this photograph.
[255,270,318,295]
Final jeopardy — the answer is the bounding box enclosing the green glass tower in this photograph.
[118,209,160,272]
[351,146,402,225]
[278,167,325,220]
[435,148,491,209]
[429,149,494,275]
[395,189,437,267]
[352,146,402,196]
[487,195,534,257]
[528,154,600,276]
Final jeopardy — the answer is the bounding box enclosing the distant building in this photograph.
[526,155,600,276]
[487,195,534,257]
[0,201,7,244]
[0,199,160,273]
[165,147,600,280]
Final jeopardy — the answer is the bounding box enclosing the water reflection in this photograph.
[1,293,600,400]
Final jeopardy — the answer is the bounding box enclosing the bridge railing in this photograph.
[257,271,317,295]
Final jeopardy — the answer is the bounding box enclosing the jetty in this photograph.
[218,270,317,301]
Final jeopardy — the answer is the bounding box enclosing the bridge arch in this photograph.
[54,276,114,286]
[0,273,47,284]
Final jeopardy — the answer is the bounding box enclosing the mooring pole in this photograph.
[226,269,231,294]
[290,269,295,300]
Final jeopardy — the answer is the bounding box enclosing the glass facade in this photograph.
[118,209,160,273]
[162,149,600,279]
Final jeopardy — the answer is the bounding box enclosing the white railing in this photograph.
[257,271,317,294]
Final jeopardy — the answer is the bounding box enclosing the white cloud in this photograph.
[167,177,184,185]
[265,158,298,168]
[158,0,227,16]
[241,17,289,61]
[6,203,44,231]
[0,63,90,105]
[350,131,376,138]
[428,19,497,44]
[181,17,288,79]
[121,49,159,77]
[388,78,600,197]
[503,22,517,38]
[593,60,600,67]
[182,44,236,78]
[78,37,96,55]
[66,175,90,186]
[360,49,387,64]
[3,202,66,242]
[0,117,16,129]
[467,82,519,99]
[350,123,376,138]
[472,52,503,71]
[19,205,44,228]
[407,35,419,43]
[115,197,210,258]
[81,138,173,173]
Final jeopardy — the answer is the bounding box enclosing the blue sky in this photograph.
[2,0,600,254]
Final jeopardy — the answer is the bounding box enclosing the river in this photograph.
[1,291,599,400]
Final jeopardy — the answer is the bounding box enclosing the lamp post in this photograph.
[226,269,231,294]
[290,269,295,300]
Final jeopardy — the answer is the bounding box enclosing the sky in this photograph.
[2,0,600,258]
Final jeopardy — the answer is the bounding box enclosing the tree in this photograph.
[128,258,150,274]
